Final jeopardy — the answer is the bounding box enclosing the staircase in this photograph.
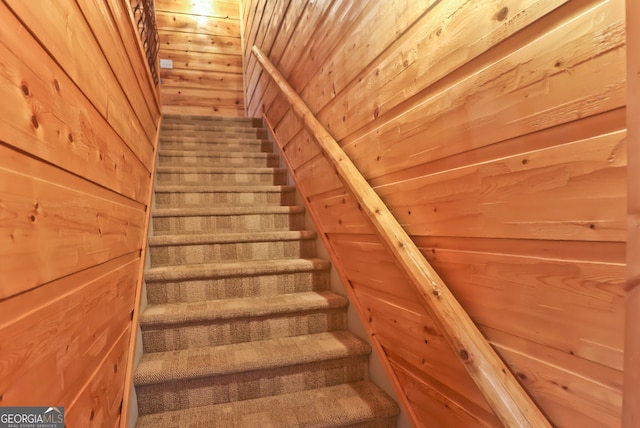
[133,115,400,427]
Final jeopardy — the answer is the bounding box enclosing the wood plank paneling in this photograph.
[160,32,241,55]
[0,20,151,203]
[158,51,242,74]
[0,255,138,405]
[65,328,131,428]
[245,0,627,425]
[156,11,241,37]
[625,0,640,426]
[0,144,145,298]
[160,87,242,110]
[158,0,243,117]
[156,0,241,20]
[4,0,156,148]
[161,69,244,90]
[0,0,160,425]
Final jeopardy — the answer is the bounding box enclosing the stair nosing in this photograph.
[148,230,317,246]
[152,206,304,217]
[154,185,295,193]
[140,291,348,326]
[159,150,276,157]
[155,166,285,174]
[145,258,331,282]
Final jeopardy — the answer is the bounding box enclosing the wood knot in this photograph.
[496,6,509,22]
[517,372,527,380]
[21,83,30,96]
[31,115,39,129]
[68,133,74,143]
[373,105,380,119]
[54,79,60,92]
[459,349,469,361]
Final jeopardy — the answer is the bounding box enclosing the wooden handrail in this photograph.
[252,45,551,428]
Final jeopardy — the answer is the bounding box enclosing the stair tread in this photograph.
[160,143,269,150]
[156,166,283,173]
[149,230,317,246]
[134,331,371,385]
[159,149,275,157]
[140,291,348,326]
[154,184,295,193]
[145,258,331,282]
[161,133,266,140]
[162,125,267,132]
[152,205,304,217]
[135,380,399,428]
[163,114,259,122]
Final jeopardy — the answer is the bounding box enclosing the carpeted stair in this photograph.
[134,115,399,427]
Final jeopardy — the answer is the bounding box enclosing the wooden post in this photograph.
[252,45,551,428]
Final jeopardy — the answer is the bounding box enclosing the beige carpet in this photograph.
[134,114,399,427]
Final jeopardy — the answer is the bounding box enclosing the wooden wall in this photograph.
[157,0,244,116]
[0,1,161,426]
[624,0,640,426]
[244,0,627,426]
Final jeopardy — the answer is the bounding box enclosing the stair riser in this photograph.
[135,356,369,415]
[158,155,278,168]
[159,141,272,152]
[141,310,348,352]
[145,271,331,304]
[153,213,305,234]
[156,172,287,186]
[161,131,267,139]
[154,191,295,208]
[149,240,317,266]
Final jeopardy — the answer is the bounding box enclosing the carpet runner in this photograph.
[134,114,399,427]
